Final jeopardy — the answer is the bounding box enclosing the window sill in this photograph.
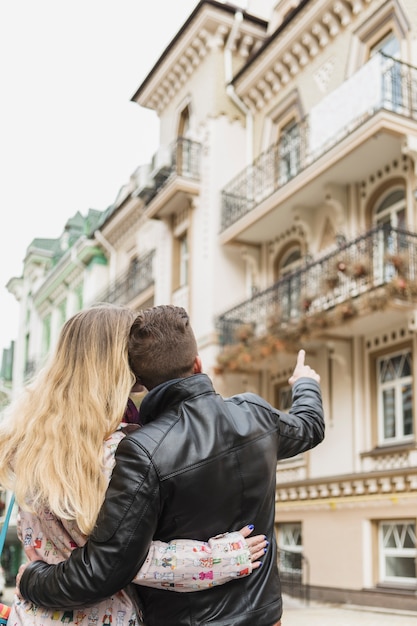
[374,582,417,594]
[361,440,417,458]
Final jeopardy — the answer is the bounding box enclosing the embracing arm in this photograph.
[21,527,266,601]
[20,434,161,608]
[133,527,265,591]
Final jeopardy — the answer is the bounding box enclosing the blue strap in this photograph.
[0,494,15,558]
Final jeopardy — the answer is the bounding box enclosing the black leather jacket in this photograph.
[21,373,325,626]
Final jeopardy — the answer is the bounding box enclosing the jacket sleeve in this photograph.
[277,377,325,459]
[20,434,160,609]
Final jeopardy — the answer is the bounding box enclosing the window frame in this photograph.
[276,521,303,574]
[378,519,417,585]
[178,231,189,288]
[273,242,303,321]
[350,0,408,73]
[376,348,414,445]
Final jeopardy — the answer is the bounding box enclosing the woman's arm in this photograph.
[132,525,267,591]
[22,526,267,594]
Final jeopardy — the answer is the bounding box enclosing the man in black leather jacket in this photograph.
[20,305,325,626]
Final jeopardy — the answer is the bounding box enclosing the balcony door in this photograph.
[373,189,406,284]
[279,120,301,185]
[274,245,302,321]
[176,105,191,177]
[370,33,402,111]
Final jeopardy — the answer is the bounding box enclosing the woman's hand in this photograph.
[238,524,269,569]
[15,546,42,598]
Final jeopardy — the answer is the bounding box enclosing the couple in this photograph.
[0,303,325,626]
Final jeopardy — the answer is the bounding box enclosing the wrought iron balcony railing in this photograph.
[95,250,155,306]
[277,548,310,605]
[221,55,417,231]
[217,224,417,348]
[137,137,202,205]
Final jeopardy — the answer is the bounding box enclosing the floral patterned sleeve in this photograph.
[132,531,253,591]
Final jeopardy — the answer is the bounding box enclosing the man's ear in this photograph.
[193,355,202,374]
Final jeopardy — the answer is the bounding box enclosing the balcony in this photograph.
[138,137,202,218]
[216,224,417,371]
[221,55,417,240]
[95,250,155,306]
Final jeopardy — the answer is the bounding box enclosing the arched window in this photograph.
[274,244,302,321]
[373,188,406,282]
[373,188,405,229]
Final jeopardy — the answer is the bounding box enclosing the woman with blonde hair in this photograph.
[0,304,265,626]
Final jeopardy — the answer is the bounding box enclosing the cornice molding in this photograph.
[99,196,145,248]
[132,5,267,115]
[234,0,378,112]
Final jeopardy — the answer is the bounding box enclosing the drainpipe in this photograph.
[94,230,117,284]
[225,9,253,165]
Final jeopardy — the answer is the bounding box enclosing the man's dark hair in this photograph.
[128,305,198,390]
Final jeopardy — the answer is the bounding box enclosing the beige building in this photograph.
[4,0,417,611]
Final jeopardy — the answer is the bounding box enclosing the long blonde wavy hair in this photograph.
[0,304,136,536]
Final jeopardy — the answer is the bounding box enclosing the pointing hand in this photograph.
[288,349,320,385]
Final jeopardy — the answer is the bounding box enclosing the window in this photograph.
[377,349,413,443]
[279,120,301,184]
[173,229,190,291]
[177,105,191,177]
[172,209,191,303]
[75,283,83,310]
[178,105,190,138]
[371,33,402,111]
[274,244,302,321]
[374,189,405,230]
[275,383,292,412]
[266,91,303,193]
[379,521,416,583]
[373,189,406,283]
[42,314,51,357]
[179,233,189,288]
[24,332,30,378]
[277,522,303,574]
[58,299,67,328]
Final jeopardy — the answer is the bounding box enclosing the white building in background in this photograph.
[4,0,417,611]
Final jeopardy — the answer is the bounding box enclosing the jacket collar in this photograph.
[139,373,215,425]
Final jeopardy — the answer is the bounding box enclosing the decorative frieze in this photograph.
[277,469,417,505]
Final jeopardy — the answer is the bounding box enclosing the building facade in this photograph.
[3,0,417,611]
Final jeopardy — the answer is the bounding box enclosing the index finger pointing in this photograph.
[296,349,306,366]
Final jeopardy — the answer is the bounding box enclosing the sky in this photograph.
[0,0,201,356]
